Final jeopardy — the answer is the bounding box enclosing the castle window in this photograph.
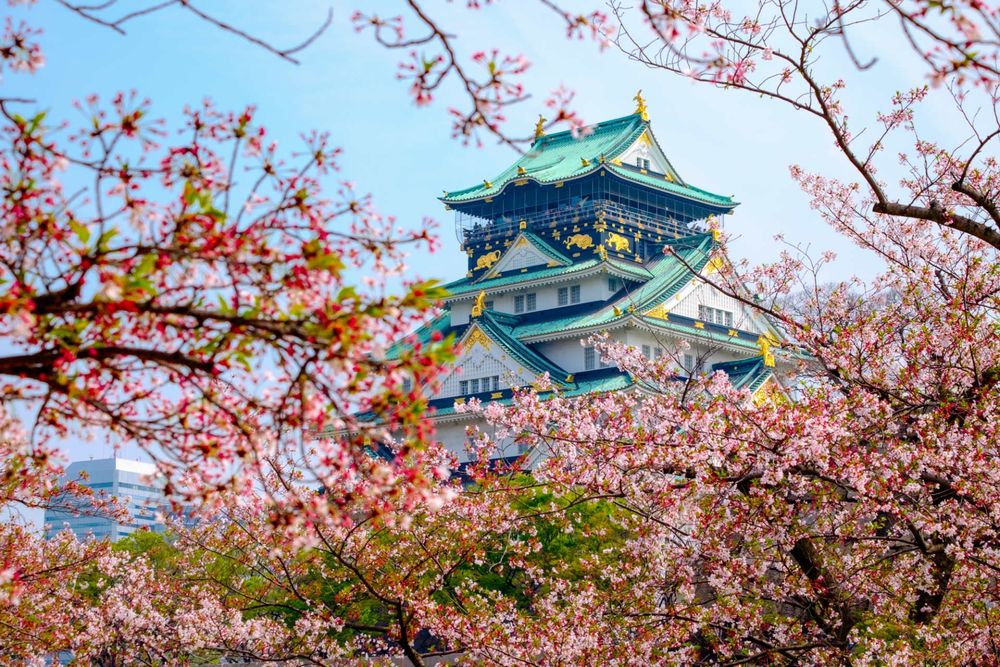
[636,157,650,170]
[608,277,622,292]
[470,378,480,394]
[485,300,494,310]
[514,295,524,313]
[654,346,663,359]
[683,353,704,375]
[642,344,651,358]
[698,305,734,327]
[526,293,537,311]
[492,376,500,391]
[402,378,413,393]
[584,346,596,370]
[459,380,468,395]
[559,285,581,306]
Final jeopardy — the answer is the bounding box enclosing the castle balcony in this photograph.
[455,198,723,246]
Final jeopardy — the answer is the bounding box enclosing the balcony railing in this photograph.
[456,199,719,245]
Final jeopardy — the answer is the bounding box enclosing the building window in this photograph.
[654,346,663,359]
[461,376,501,396]
[636,157,650,170]
[558,286,568,306]
[683,353,704,374]
[570,284,581,304]
[608,277,622,292]
[526,293,537,311]
[402,377,413,393]
[485,300,494,310]
[698,305,734,327]
[641,344,651,358]
[514,295,524,313]
[584,346,596,370]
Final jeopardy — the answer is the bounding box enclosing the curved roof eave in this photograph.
[441,165,736,210]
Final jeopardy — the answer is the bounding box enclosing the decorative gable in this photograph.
[650,253,773,336]
[438,323,541,399]
[613,130,683,182]
[480,233,570,280]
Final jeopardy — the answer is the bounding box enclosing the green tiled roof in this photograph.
[564,369,635,396]
[443,255,653,299]
[429,368,635,418]
[513,232,716,338]
[606,164,737,208]
[441,113,735,208]
[606,258,654,281]
[444,259,602,297]
[711,356,773,393]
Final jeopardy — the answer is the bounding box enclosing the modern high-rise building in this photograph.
[391,97,789,462]
[43,457,165,541]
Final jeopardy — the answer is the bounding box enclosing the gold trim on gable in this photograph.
[645,304,668,320]
[464,326,492,350]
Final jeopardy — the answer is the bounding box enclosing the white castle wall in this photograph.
[450,275,618,326]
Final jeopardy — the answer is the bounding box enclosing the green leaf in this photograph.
[134,253,157,277]
[69,219,90,245]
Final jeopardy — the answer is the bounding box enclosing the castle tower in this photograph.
[395,99,787,463]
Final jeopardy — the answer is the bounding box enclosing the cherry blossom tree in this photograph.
[2,0,998,664]
[0,3,458,659]
[0,7,460,518]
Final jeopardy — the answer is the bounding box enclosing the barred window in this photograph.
[584,346,596,370]
[698,305,734,327]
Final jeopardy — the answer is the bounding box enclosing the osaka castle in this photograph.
[397,95,787,462]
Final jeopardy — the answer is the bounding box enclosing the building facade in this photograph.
[394,98,788,462]
[44,457,165,541]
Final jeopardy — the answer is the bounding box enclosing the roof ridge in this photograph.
[530,113,645,148]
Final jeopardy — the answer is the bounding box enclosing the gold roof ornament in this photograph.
[634,89,649,121]
[471,290,487,318]
[534,114,547,139]
[757,334,776,367]
[483,180,493,189]
[517,166,527,175]
[581,157,591,167]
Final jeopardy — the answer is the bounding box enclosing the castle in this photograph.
[395,95,787,463]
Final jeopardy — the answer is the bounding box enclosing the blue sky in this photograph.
[5,0,948,465]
